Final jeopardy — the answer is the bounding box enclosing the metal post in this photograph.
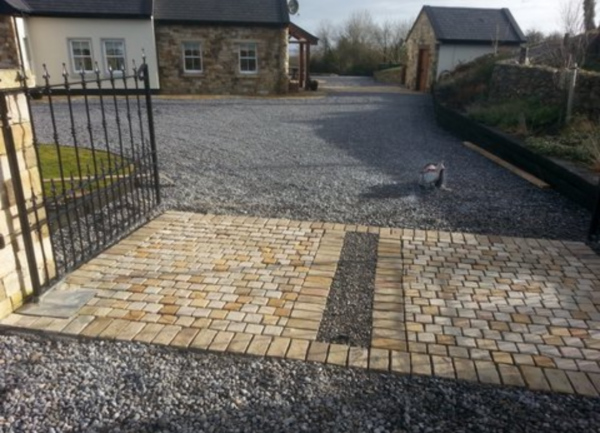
[566,66,578,124]
[589,182,600,241]
[305,43,312,90]
[0,92,42,300]
[139,63,161,205]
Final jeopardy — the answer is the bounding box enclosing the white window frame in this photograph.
[102,39,127,74]
[238,42,258,74]
[182,41,203,73]
[68,38,94,74]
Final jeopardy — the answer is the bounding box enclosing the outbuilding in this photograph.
[405,6,526,91]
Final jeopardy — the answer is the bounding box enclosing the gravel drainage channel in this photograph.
[2,332,600,433]
[317,232,379,347]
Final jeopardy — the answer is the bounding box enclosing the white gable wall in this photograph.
[436,44,496,78]
[23,17,159,88]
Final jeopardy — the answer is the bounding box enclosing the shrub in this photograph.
[467,99,562,135]
[525,116,600,170]
[434,54,505,109]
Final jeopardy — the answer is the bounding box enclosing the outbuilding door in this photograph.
[416,48,430,91]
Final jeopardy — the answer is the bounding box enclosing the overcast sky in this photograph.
[291,0,598,36]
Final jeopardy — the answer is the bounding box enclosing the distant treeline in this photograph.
[309,11,412,76]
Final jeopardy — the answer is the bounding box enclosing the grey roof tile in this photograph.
[154,0,289,25]
[0,0,31,14]
[0,0,289,24]
[0,0,152,17]
[424,6,526,43]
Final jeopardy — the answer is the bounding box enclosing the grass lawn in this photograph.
[38,144,130,197]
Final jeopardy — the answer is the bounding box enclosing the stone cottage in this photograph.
[405,6,526,91]
[154,0,290,95]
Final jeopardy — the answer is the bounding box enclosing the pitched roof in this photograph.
[153,0,290,26]
[422,6,526,44]
[0,0,153,18]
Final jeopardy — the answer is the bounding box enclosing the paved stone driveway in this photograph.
[2,211,600,398]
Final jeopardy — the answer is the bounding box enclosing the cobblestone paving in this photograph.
[2,212,600,398]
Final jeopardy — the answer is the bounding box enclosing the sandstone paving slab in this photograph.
[2,211,600,398]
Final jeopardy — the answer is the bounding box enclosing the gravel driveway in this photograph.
[153,76,590,241]
[30,76,591,240]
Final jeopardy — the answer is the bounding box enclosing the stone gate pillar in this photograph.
[0,70,55,319]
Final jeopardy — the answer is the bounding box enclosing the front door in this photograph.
[416,48,430,91]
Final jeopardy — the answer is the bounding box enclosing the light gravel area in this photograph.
[2,333,600,433]
[317,232,378,347]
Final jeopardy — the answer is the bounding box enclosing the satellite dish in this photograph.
[288,0,299,15]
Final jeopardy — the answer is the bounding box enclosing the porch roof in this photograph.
[289,22,318,45]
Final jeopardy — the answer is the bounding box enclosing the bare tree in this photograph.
[374,20,394,64]
[560,0,584,35]
[310,12,414,75]
[584,0,597,31]
[557,0,589,66]
[371,18,413,64]
[525,28,546,45]
[310,20,340,73]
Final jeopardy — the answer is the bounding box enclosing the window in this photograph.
[69,39,94,73]
[182,42,203,73]
[102,39,126,73]
[239,42,257,74]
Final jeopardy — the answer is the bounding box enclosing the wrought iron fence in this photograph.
[1,60,160,298]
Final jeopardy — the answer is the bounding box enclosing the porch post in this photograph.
[299,42,305,89]
[305,43,311,89]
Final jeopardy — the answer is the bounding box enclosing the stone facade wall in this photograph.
[0,72,54,319]
[0,16,19,69]
[155,24,289,95]
[490,62,600,117]
[405,12,437,91]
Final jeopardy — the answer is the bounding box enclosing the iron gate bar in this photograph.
[95,64,122,234]
[590,181,600,241]
[132,60,151,215]
[0,92,43,299]
[139,63,161,206]
[79,70,108,246]
[62,66,86,259]
[109,68,134,229]
[20,68,56,291]
[121,68,145,226]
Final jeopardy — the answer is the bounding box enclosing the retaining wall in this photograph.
[490,63,600,117]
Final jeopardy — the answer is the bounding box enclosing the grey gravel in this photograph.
[318,232,378,347]
[149,76,590,241]
[1,332,599,433]
[31,76,591,241]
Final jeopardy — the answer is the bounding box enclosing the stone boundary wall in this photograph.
[490,62,600,117]
[0,73,54,319]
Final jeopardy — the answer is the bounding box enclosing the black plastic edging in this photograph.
[433,100,597,210]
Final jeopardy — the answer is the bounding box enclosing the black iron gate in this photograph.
[1,61,160,299]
